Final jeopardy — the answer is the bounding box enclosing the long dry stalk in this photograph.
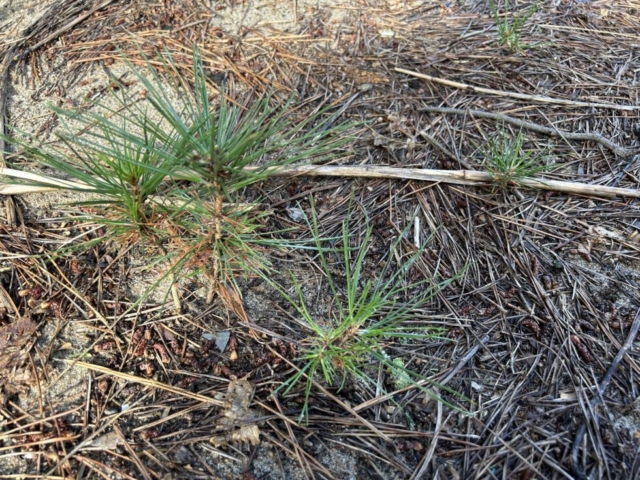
[3,165,639,198]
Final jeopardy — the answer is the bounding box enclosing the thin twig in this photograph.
[419,106,640,158]
[395,67,640,111]
[571,309,640,480]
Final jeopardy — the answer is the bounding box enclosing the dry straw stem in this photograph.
[395,67,640,111]
[252,165,640,199]
[69,360,225,406]
[3,165,640,198]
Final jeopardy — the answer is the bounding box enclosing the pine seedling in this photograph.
[490,0,538,51]
[483,129,549,189]
[2,49,352,301]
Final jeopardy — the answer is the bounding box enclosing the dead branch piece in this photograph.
[395,68,640,112]
[3,164,640,199]
[571,309,640,480]
[254,165,640,199]
[420,106,640,158]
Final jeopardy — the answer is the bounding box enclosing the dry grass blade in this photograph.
[67,361,224,406]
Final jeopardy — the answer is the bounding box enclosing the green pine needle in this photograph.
[1,48,353,299]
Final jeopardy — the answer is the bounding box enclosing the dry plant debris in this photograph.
[210,378,261,448]
[0,0,640,479]
[0,318,38,404]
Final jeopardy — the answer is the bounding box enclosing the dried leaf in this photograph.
[0,319,37,370]
[209,379,260,447]
[81,431,123,451]
[223,378,254,420]
[210,425,260,447]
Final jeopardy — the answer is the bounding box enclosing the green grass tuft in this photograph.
[267,199,467,422]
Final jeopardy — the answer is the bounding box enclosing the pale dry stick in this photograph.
[252,165,640,199]
[0,183,58,195]
[4,164,640,199]
[68,360,225,406]
[420,106,640,158]
[0,167,95,191]
[395,67,640,111]
[571,309,640,480]
[0,168,266,210]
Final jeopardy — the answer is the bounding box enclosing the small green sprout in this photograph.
[490,0,539,51]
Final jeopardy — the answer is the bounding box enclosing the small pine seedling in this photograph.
[1,49,352,302]
[483,129,548,189]
[489,0,538,51]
